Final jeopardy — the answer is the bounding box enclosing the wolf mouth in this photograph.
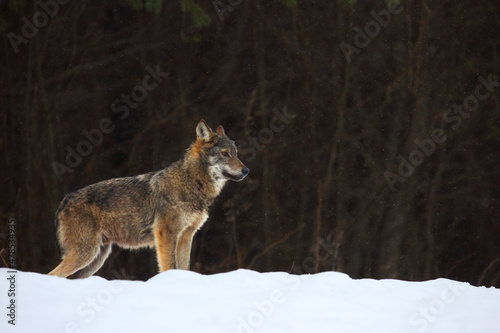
[222,170,245,182]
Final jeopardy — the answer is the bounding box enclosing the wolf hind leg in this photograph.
[48,233,101,278]
[48,247,99,278]
[71,244,112,279]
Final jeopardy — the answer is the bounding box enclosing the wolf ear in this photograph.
[216,125,225,136]
[196,120,214,141]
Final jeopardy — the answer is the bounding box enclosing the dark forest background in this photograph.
[1,0,499,287]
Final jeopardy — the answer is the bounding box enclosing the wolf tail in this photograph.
[53,193,75,256]
[53,207,63,256]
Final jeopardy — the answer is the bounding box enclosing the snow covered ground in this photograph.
[1,268,499,333]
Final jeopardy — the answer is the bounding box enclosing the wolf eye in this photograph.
[221,151,229,157]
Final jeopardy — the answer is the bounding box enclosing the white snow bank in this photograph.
[1,268,499,333]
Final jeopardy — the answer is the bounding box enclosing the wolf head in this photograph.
[194,120,250,183]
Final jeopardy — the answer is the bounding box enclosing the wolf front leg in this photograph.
[175,224,198,270]
[153,223,177,272]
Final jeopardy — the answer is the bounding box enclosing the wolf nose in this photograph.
[241,167,250,176]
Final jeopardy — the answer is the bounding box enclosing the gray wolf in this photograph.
[48,120,249,278]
